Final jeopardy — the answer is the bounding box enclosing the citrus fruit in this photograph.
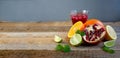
[69,34,82,46]
[68,21,84,38]
[104,40,116,47]
[54,35,62,43]
[105,25,117,40]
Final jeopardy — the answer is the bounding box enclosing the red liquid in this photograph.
[71,13,88,24]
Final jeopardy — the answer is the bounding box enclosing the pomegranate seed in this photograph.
[94,36,97,39]
[94,28,99,35]
[90,31,94,35]
[98,29,102,37]
[93,24,98,30]
[93,24,98,26]
[89,36,93,41]
[98,29,103,37]
[91,38,95,41]
[100,28,105,32]
[89,35,95,41]
[94,30,98,36]
[93,26,96,30]
[86,36,89,41]
[84,29,89,36]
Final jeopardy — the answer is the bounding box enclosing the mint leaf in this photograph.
[102,46,115,54]
[55,44,64,51]
[76,30,85,36]
[63,44,71,52]
[55,44,71,52]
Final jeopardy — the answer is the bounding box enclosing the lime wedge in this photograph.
[104,40,116,47]
[70,34,82,46]
[54,35,62,43]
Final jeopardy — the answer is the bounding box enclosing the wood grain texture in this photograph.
[0,21,119,58]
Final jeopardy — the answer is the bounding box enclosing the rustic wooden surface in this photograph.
[0,21,119,58]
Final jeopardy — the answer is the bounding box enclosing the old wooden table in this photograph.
[0,21,119,58]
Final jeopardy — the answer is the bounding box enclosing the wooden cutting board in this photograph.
[0,21,119,58]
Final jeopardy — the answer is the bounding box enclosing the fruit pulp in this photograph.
[70,10,88,24]
[105,25,117,40]
[67,21,84,38]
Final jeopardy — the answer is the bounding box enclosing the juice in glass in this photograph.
[70,10,88,24]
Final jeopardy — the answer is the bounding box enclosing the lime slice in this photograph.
[70,34,82,46]
[104,40,116,47]
[54,35,62,43]
[105,25,117,40]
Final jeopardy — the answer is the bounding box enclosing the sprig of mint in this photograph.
[63,44,71,52]
[102,46,115,54]
[75,30,85,36]
[55,44,64,51]
[55,44,71,52]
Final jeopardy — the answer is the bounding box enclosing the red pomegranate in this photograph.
[83,19,106,45]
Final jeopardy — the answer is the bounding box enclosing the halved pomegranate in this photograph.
[83,24,106,45]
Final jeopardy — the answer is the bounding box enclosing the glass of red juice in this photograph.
[70,10,88,24]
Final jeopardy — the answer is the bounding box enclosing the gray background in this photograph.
[0,0,120,22]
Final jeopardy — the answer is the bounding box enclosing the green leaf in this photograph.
[75,30,85,36]
[102,46,115,54]
[55,44,71,52]
[63,44,71,52]
[55,44,64,51]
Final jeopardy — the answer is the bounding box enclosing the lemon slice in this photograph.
[68,21,84,38]
[54,35,62,43]
[104,40,116,47]
[70,34,82,46]
[105,25,117,40]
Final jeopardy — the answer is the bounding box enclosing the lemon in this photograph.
[54,35,62,43]
[105,25,117,40]
[68,21,84,38]
[70,34,82,46]
[104,40,116,47]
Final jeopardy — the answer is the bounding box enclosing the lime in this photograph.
[104,40,116,47]
[105,25,117,40]
[70,34,82,46]
[54,35,62,43]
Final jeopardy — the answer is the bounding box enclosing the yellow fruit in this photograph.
[105,25,117,40]
[68,21,84,38]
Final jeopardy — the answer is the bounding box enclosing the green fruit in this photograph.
[104,40,116,48]
[54,35,62,43]
[70,34,82,46]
